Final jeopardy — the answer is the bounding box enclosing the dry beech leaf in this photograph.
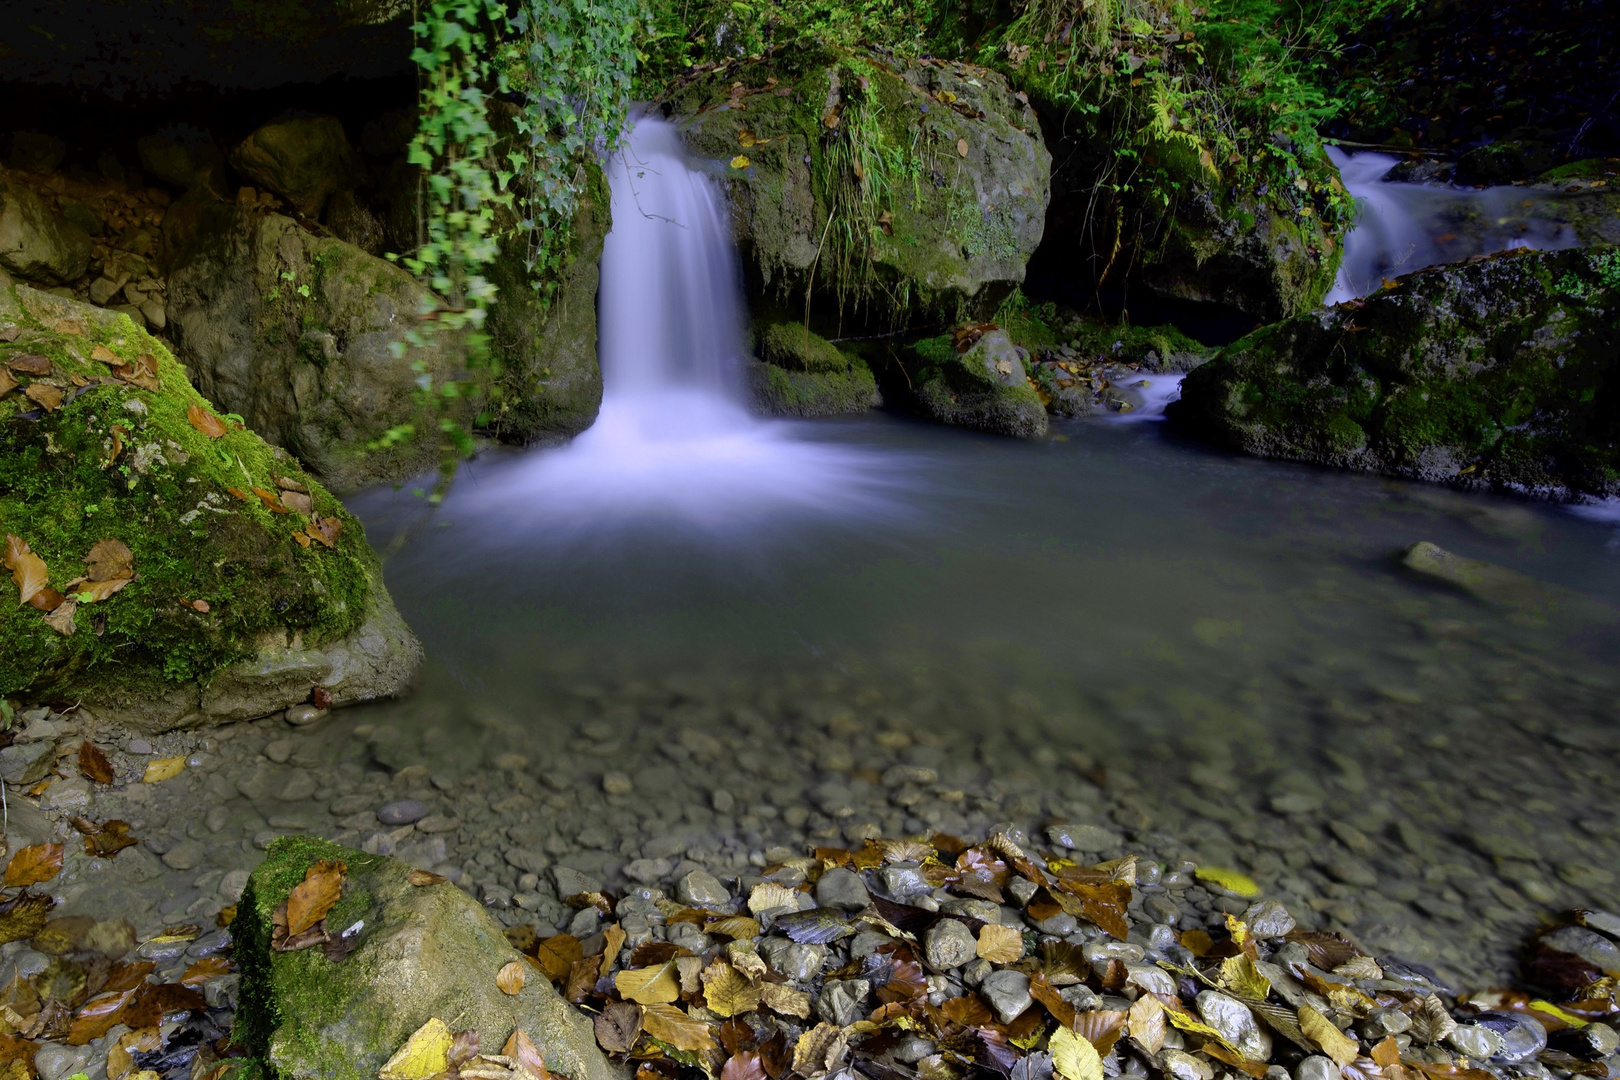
[1075,1010,1128,1057]
[23,384,62,412]
[615,962,680,1005]
[942,996,993,1027]
[0,892,55,946]
[595,1000,643,1053]
[640,1002,715,1052]
[65,987,134,1045]
[497,961,526,996]
[91,345,119,364]
[79,742,116,784]
[286,859,346,936]
[977,923,1023,964]
[7,354,50,376]
[748,883,799,914]
[722,1052,767,1080]
[379,1017,454,1080]
[1300,1004,1360,1067]
[407,869,448,887]
[180,956,231,987]
[4,536,49,609]
[758,982,810,1019]
[187,405,228,438]
[503,1029,551,1078]
[142,756,186,783]
[534,934,584,983]
[701,959,762,1018]
[3,844,63,888]
[68,577,131,603]
[793,1022,839,1075]
[72,816,139,858]
[0,370,15,397]
[253,487,289,514]
[707,916,761,940]
[84,539,133,581]
[602,923,627,967]
[1128,993,1166,1055]
[306,513,342,547]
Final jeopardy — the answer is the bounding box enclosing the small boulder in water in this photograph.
[908,329,1048,438]
[747,320,881,417]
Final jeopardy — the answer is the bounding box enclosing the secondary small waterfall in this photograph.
[1326,146,1577,303]
[458,115,905,539]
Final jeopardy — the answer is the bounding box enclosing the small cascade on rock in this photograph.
[1326,146,1578,303]
[458,115,906,539]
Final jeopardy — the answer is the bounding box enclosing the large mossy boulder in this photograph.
[1171,247,1620,500]
[668,49,1050,326]
[908,328,1048,438]
[483,146,609,444]
[0,269,419,730]
[167,201,465,490]
[238,837,621,1080]
[748,320,881,417]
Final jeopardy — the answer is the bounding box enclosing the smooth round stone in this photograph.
[816,868,870,912]
[161,840,206,871]
[1472,1011,1547,1063]
[980,969,1032,1024]
[284,705,327,726]
[1447,1024,1503,1061]
[675,869,731,909]
[377,799,429,826]
[1294,1057,1341,1080]
[924,918,977,971]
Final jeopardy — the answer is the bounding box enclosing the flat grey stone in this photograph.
[1294,1057,1341,1080]
[759,938,827,982]
[1045,823,1122,852]
[162,840,207,871]
[1242,900,1295,938]
[817,979,870,1027]
[377,799,429,826]
[980,969,1032,1024]
[816,867,870,911]
[675,869,730,909]
[0,741,55,785]
[1196,991,1271,1061]
[924,918,977,971]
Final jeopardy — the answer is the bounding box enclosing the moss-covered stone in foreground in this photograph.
[1171,247,1620,500]
[747,321,881,417]
[909,329,1048,438]
[237,837,622,1080]
[0,268,419,728]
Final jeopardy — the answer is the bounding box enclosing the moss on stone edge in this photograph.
[0,272,374,700]
[908,332,1048,438]
[1171,246,1620,499]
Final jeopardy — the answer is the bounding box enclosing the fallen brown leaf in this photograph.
[142,756,185,783]
[306,513,342,547]
[640,1002,715,1052]
[0,892,55,946]
[69,816,139,858]
[90,345,119,363]
[109,354,160,391]
[616,962,681,1005]
[24,384,63,411]
[42,596,76,635]
[6,355,50,376]
[4,536,49,608]
[3,844,63,888]
[78,742,116,784]
[286,859,346,936]
[977,923,1023,964]
[280,490,313,515]
[407,869,448,887]
[0,370,15,397]
[722,1051,766,1080]
[65,987,136,1045]
[187,405,227,438]
[497,961,526,996]
[504,1029,551,1078]
[122,981,206,1029]
[534,933,584,983]
[84,539,133,582]
[180,956,232,987]
[253,487,290,514]
[226,487,252,502]
[595,1000,643,1054]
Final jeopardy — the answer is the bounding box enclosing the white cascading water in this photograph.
[1326,145,1577,303]
[458,116,903,539]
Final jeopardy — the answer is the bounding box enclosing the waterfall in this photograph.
[455,115,907,540]
[1326,146,1578,304]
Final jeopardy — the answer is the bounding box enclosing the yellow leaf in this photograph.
[707,916,761,939]
[760,982,811,1018]
[378,1017,453,1080]
[976,924,1023,964]
[731,155,751,169]
[701,959,762,1018]
[1219,955,1271,1002]
[1299,1004,1360,1067]
[1050,1026,1103,1080]
[738,131,757,147]
[748,883,799,914]
[956,139,969,158]
[615,962,681,1005]
[143,756,187,783]
[1194,866,1259,897]
[641,1002,715,1052]
[1164,1006,1237,1053]
[1128,994,1166,1055]
[1529,1000,1587,1028]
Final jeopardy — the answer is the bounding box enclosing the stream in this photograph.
[62,122,1620,994]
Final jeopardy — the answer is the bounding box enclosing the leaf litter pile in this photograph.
[0,830,238,1080]
[441,832,1620,1080]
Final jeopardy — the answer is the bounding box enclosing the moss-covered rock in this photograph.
[228,116,363,218]
[237,837,622,1080]
[0,268,419,730]
[908,328,1047,438]
[1171,246,1620,500]
[167,201,465,490]
[747,320,881,416]
[666,49,1050,327]
[484,150,609,444]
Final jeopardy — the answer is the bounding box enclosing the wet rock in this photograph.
[162,840,207,871]
[759,939,827,982]
[1172,247,1620,501]
[1473,1011,1550,1063]
[0,176,91,284]
[980,969,1032,1024]
[909,330,1049,439]
[1447,1024,1504,1061]
[1294,1056,1342,1080]
[285,705,327,726]
[0,741,56,785]
[33,1043,89,1080]
[228,116,361,217]
[553,867,603,899]
[815,868,870,912]
[239,837,619,1080]
[1046,823,1122,852]
[818,979,871,1027]
[137,124,227,193]
[670,52,1049,325]
[1242,900,1295,939]
[746,322,881,418]
[1161,1049,1215,1080]
[377,800,429,826]
[1540,927,1620,974]
[675,869,730,909]
[1196,991,1272,1061]
[924,918,977,971]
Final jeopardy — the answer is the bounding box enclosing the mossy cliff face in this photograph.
[0,269,419,730]
[748,320,881,417]
[484,147,609,445]
[1171,247,1620,500]
[908,328,1048,438]
[166,200,464,491]
[237,837,622,1080]
[666,49,1050,327]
